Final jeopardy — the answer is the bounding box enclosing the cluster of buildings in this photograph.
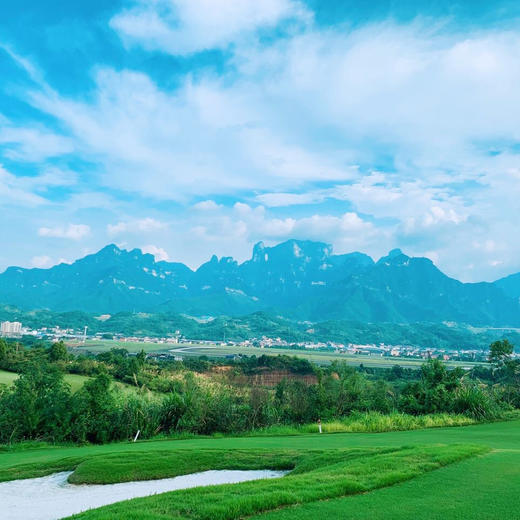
[0,320,510,363]
[226,336,492,362]
[0,321,86,342]
[342,342,489,362]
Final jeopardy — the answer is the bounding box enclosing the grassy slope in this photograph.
[0,369,18,386]
[0,369,90,392]
[0,368,143,395]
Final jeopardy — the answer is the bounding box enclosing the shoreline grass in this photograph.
[68,449,304,485]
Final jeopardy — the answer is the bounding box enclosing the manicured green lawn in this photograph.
[253,450,520,520]
[68,444,483,520]
[1,420,518,519]
[1,419,519,480]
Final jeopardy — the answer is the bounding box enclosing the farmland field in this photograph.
[69,339,485,370]
[0,420,518,519]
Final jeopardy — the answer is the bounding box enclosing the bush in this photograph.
[453,384,503,420]
[0,353,513,446]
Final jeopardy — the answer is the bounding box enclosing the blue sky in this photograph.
[1,0,520,281]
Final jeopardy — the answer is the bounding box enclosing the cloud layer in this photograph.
[0,0,519,281]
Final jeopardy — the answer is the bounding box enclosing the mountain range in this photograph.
[1,240,520,326]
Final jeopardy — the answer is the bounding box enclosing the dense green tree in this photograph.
[390,364,404,380]
[489,339,514,366]
[399,359,462,415]
[136,349,146,367]
[0,339,8,366]
[73,373,116,443]
[368,380,394,413]
[48,341,68,362]
[0,361,71,442]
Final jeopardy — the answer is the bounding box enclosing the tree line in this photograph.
[0,338,518,445]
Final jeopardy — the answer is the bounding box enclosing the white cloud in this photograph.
[0,126,74,162]
[38,224,91,240]
[0,43,45,85]
[0,165,47,206]
[0,165,79,208]
[188,203,378,256]
[141,244,170,261]
[31,255,52,268]
[107,217,168,235]
[422,206,467,227]
[24,20,520,209]
[27,67,354,200]
[111,0,310,55]
[32,168,78,189]
[64,192,114,210]
[192,200,222,211]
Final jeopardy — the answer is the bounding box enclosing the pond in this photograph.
[0,468,286,520]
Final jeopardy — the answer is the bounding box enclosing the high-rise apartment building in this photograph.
[0,321,22,335]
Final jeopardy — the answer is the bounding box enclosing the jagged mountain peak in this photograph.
[76,244,158,270]
[86,243,126,260]
[252,241,266,262]
[376,249,436,269]
[99,243,122,254]
[377,248,408,264]
[250,239,332,264]
[0,239,519,326]
[388,248,404,258]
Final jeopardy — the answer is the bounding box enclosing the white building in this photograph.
[0,321,22,336]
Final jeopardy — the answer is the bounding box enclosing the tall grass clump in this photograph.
[251,412,475,436]
[338,411,475,433]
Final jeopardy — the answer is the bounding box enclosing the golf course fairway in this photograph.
[0,419,518,520]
